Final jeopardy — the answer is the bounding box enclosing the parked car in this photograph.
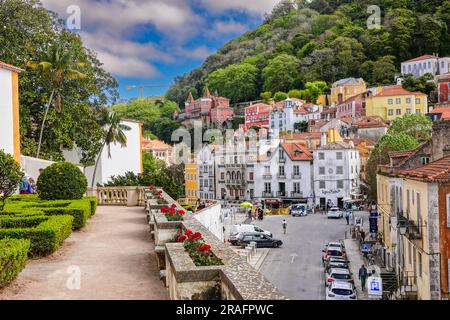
[327,207,343,219]
[229,224,272,245]
[322,247,345,265]
[325,268,354,287]
[325,260,350,274]
[236,232,283,248]
[326,281,357,300]
[290,203,308,217]
[324,241,345,252]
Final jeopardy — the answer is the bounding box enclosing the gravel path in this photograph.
[0,206,167,300]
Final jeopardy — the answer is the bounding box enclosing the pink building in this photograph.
[244,102,271,131]
[336,93,366,119]
[179,87,234,127]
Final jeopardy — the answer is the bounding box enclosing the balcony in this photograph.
[262,191,273,198]
[397,215,423,242]
[290,191,303,198]
[277,173,286,179]
[291,173,302,179]
[225,163,245,168]
[209,186,214,192]
[407,220,422,240]
[276,191,286,197]
[225,180,246,188]
[263,174,272,180]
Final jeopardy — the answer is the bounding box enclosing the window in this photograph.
[406,98,411,104]
[396,98,401,104]
[319,181,326,189]
[336,152,343,160]
[388,109,393,116]
[293,166,300,176]
[416,109,421,114]
[406,108,411,114]
[264,183,271,193]
[279,166,285,175]
[319,167,325,175]
[421,157,430,165]
[249,172,254,181]
[264,166,270,174]
[319,152,325,160]
[279,149,285,160]
[396,109,401,115]
[388,99,393,105]
[293,182,301,193]
[337,180,344,188]
[418,252,422,278]
[416,98,421,104]
[417,193,421,229]
[337,166,343,175]
[220,172,225,180]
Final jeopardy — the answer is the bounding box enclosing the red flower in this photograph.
[197,244,211,252]
[177,210,186,215]
[192,232,202,240]
[160,207,168,213]
[168,207,176,215]
[184,230,193,236]
[158,190,163,194]
[171,203,177,209]
[177,235,186,242]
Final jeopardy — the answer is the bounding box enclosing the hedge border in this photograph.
[0,238,30,287]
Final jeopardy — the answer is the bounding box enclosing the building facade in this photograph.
[244,102,271,131]
[197,146,216,200]
[313,141,360,208]
[0,61,22,162]
[365,86,428,121]
[336,93,365,119]
[401,55,450,78]
[184,163,198,200]
[142,139,173,165]
[436,73,450,107]
[330,78,366,105]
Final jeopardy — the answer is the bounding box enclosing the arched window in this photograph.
[236,171,241,180]
[231,171,235,180]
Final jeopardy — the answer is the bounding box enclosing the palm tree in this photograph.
[27,44,86,159]
[91,112,130,187]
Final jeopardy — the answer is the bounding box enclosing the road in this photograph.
[257,211,368,300]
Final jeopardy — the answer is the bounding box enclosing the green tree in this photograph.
[360,56,397,85]
[91,113,130,187]
[27,43,87,159]
[402,73,437,97]
[386,9,416,61]
[274,92,288,102]
[387,114,433,141]
[207,63,259,103]
[305,81,328,103]
[260,91,272,103]
[0,151,24,211]
[294,121,309,132]
[263,54,300,93]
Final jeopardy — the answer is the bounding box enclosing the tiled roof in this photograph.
[373,85,426,97]
[317,141,353,150]
[142,139,172,150]
[0,61,23,73]
[354,116,387,128]
[281,143,313,161]
[333,78,364,86]
[403,55,436,63]
[398,155,450,182]
[284,132,322,140]
[388,150,415,158]
[429,107,450,120]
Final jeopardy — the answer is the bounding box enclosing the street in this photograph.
[257,211,368,300]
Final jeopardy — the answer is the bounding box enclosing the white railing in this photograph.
[88,187,146,206]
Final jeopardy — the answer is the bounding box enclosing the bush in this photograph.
[0,150,24,211]
[0,215,74,256]
[0,238,30,287]
[37,162,87,200]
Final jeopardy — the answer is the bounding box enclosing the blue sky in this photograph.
[41,0,280,100]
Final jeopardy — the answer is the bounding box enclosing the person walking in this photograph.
[344,211,350,225]
[359,264,368,291]
[360,229,366,242]
[282,219,287,234]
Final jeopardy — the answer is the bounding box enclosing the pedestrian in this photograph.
[282,219,287,234]
[359,264,368,290]
[344,211,350,225]
[19,176,34,195]
[360,229,366,242]
[247,208,252,221]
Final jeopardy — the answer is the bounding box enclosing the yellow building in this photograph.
[330,78,366,105]
[365,86,428,121]
[184,163,198,200]
[0,61,22,162]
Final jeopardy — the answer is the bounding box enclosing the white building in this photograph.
[254,142,314,205]
[269,98,322,139]
[401,55,450,78]
[0,61,21,162]
[196,145,216,200]
[313,140,360,208]
[64,119,143,186]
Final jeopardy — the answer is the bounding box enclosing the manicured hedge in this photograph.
[0,238,30,287]
[0,215,73,256]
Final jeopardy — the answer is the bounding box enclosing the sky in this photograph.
[41,0,280,101]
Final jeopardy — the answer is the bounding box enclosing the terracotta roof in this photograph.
[344,138,375,148]
[403,55,437,63]
[0,61,23,73]
[388,150,414,158]
[429,107,450,120]
[142,139,172,150]
[398,155,450,182]
[373,85,426,97]
[281,143,313,161]
[354,116,387,128]
[317,141,353,150]
[284,132,322,140]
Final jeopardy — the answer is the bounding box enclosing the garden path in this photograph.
[0,206,167,300]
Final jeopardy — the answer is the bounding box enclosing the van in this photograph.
[228,224,272,245]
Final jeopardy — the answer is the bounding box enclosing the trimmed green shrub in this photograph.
[0,238,30,287]
[37,162,87,200]
[0,215,48,228]
[84,196,98,216]
[0,150,24,211]
[0,215,74,256]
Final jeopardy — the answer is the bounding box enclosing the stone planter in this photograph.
[154,212,183,270]
[165,243,222,300]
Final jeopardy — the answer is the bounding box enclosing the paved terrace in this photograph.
[0,206,167,300]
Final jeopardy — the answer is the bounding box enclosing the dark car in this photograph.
[236,232,283,248]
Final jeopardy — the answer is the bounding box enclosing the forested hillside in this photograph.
[167,0,450,106]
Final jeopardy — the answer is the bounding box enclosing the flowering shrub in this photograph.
[161,203,185,221]
[177,229,223,266]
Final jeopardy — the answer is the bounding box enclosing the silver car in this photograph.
[326,281,357,300]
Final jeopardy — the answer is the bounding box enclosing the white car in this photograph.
[229,224,272,245]
[327,207,343,219]
[326,281,357,300]
[325,268,354,287]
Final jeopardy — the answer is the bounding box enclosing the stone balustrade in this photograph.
[87,187,146,206]
[143,187,287,301]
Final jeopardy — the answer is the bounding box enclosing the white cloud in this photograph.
[210,20,248,36]
[200,0,279,15]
